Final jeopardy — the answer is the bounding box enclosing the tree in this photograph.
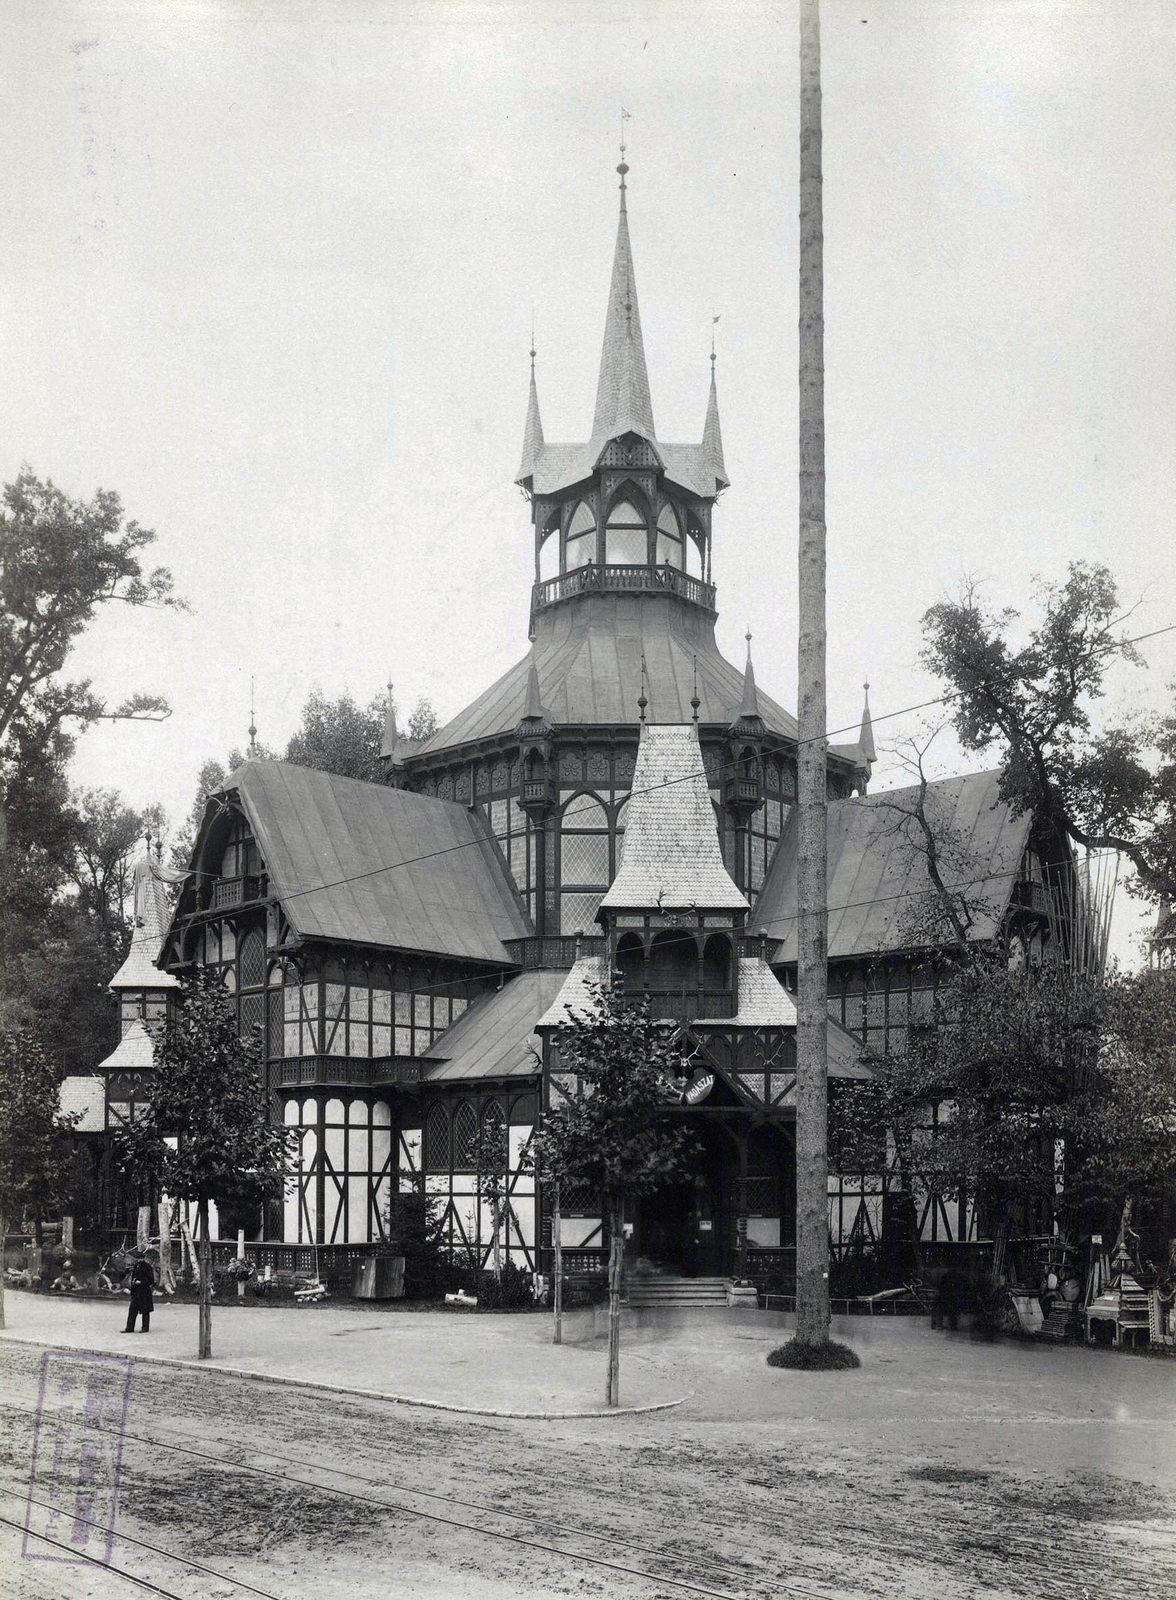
[115,970,292,1358]
[832,957,1176,1258]
[0,471,179,847]
[475,1111,510,1285]
[922,561,1176,907]
[0,1032,79,1328]
[531,986,694,1406]
[70,789,167,956]
[406,697,439,745]
[284,688,385,782]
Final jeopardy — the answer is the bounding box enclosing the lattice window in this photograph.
[239,929,265,990]
[453,1101,479,1171]
[656,503,683,568]
[425,1104,450,1173]
[604,499,647,565]
[561,831,609,883]
[565,501,596,571]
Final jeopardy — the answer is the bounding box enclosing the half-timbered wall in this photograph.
[417,1088,539,1270]
[282,1096,395,1245]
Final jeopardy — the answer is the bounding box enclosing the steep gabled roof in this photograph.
[425,969,565,1081]
[217,761,530,964]
[601,724,747,913]
[751,769,1033,961]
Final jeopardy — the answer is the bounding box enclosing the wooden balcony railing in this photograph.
[274,1056,421,1088]
[532,563,716,615]
[212,875,267,909]
[504,934,605,969]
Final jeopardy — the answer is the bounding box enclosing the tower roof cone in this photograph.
[859,682,876,768]
[703,354,729,489]
[380,682,399,760]
[590,161,656,453]
[516,347,545,482]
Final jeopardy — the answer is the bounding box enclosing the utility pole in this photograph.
[796,0,831,1346]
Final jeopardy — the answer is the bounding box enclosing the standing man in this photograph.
[124,1254,155,1333]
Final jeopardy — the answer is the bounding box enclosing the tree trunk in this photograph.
[796,0,831,1348]
[196,1196,212,1360]
[552,1185,563,1346]
[0,1208,6,1330]
[605,1195,625,1407]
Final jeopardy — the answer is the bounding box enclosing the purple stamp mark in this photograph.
[21,1350,133,1564]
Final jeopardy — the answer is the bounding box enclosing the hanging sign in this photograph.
[682,1072,715,1106]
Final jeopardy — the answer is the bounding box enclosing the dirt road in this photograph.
[1,1326,1174,1600]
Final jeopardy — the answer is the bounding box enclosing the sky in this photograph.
[2,0,1173,964]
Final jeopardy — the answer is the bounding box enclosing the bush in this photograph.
[767,1338,861,1370]
[385,1182,446,1299]
[477,1261,534,1310]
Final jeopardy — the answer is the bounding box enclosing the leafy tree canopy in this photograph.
[0,471,180,820]
[0,1031,79,1234]
[116,969,291,1212]
[531,985,696,1206]
[922,561,1176,905]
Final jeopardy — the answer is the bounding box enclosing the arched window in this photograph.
[239,929,265,990]
[565,502,596,571]
[560,792,609,934]
[685,530,703,578]
[615,933,644,992]
[453,1101,479,1170]
[703,934,731,992]
[656,504,683,568]
[649,930,698,989]
[604,499,647,565]
[425,1104,450,1173]
[480,1100,507,1170]
[218,814,262,881]
[538,510,561,581]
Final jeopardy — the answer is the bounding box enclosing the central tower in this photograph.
[394,163,867,937]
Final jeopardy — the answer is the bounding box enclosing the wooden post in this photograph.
[605,1194,624,1407]
[196,1196,212,1359]
[797,0,831,1347]
[552,1184,563,1345]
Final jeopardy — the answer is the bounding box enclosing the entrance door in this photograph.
[639,1164,730,1276]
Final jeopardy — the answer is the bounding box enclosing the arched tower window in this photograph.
[565,502,596,571]
[649,930,698,990]
[656,504,683,568]
[615,933,644,992]
[539,509,561,581]
[604,499,648,565]
[702,934,731,992]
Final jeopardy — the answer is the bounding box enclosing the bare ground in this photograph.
[1,1321,1174,1600]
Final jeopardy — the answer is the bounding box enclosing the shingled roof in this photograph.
[515,172,727,501]
[425,969,566,1081]
[751,769,1033,961]
[413,593,799,756]
[601,724,747,913]
[110,852,181,990]
[219,761,530,965]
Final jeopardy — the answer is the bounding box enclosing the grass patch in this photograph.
[766,1338,861,1371]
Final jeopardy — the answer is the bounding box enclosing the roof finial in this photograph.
[638,651,648,725]
[380,679,400,762]
[691,654,701,725]
[530,306,536,375]
[618,108,630,210]
[248,677,258,759]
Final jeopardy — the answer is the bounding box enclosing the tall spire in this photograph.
[590,155,656,451]
[703,347,729,489]
[738,631,760,719]
[516,340,545,482]
[859,681,876,769]
[380,680,399,760]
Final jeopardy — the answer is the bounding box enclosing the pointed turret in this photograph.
[859,681,876,770]
[380,680,399,761]
[516,656,550,734]
[516,347,545,483]
[737,640,760,721]
[590,162,657,453]
[702,353,729,491]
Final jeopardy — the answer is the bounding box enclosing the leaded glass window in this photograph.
[656,503,683,567]
[604,500,647,565]
[453,1101,479,1170]
[565,501,596,571]
[425,1104,450,1172]
[239,929,265,990]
